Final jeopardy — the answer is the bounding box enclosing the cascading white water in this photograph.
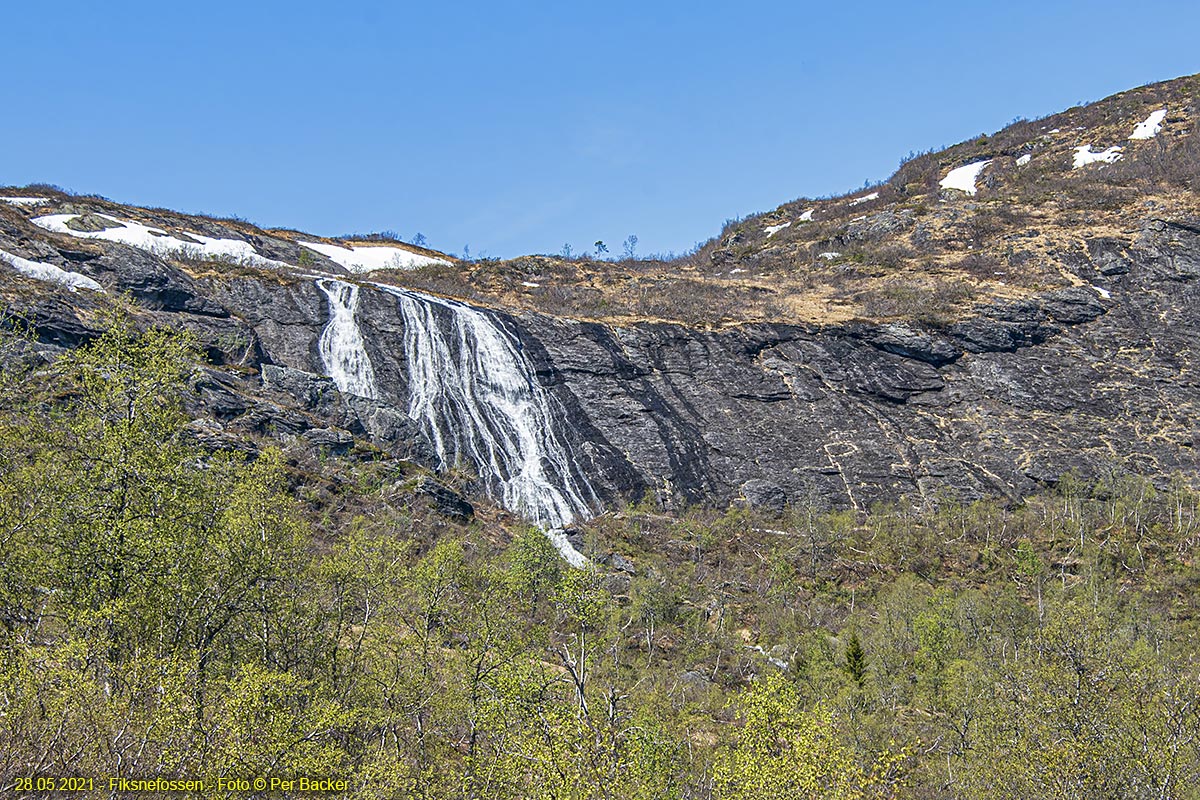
[312,276,597,564]
[374,284,597,563]
[315,278,379,400]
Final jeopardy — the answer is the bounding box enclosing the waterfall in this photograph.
[375,284,596,562]
[311,276,597,564]
[315,278,379,399]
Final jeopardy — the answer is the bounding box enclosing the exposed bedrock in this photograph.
[4,216,1200,517]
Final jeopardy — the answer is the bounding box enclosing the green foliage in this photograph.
[843,630,866,688]
[554,566,606,631]
[506,525,563,604]
[215,664,352,775]
[5,316,1200,798]
[1014,537,1044,577]
[713,673,900,800]
[957,599,1200,799]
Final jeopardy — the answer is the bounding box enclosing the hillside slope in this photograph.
[6,71,1200,800]
[1,74,1199,525]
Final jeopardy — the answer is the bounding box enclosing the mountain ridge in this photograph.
[5,73,1197,329]
[1,72,1199,525]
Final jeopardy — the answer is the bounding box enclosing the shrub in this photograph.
[859,278,975,325]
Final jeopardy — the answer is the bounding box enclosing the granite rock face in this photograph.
[3,207,1200,518]
[490,218,1200,511]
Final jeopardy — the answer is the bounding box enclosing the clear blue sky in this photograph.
[3,1,1197,259]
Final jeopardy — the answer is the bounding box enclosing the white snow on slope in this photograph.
[300,241,450,273]
[0,248,103,292]
[940,160,991,195]
[819,251,841,260]
[1130,109,1167,140]
[848,192,879,206]
[1072,145,1123,168]
[799,209,815,221]
[764,221,791,237]
[0,197,51,206]
[1092,285,1111,299]
[31,213,289,268]
[1016,154,1032,166]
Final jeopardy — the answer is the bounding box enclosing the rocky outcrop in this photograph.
[4,198,1200,521]
[507,218,1200,511]
[259,364,434,463]
[94,245,231,318]
[415,477,475,521]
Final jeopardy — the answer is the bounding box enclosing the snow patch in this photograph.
[0,248,103,292]
[1072,145,1123,168]
[798,209,815,221]
[848,192,879,206]
[300,241,450,273]
[1016,154,1032,166]
[940,160,991,195]
[31,213,290,269]
[0,196,51,206]
[819,251,841,260]
[763,221,791,237]
[521,281,540,287]
[1092,285,1111,299]
[1130,109,1167,140]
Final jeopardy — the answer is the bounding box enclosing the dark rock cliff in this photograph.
[3,201,1199,519]
[406,215,1195,513]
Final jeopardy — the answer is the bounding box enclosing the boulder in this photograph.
[602,552,636,574]
[261,364,338,409]
[843,210,915,243]
[416,476,474,521]
[1087,237,1133,276]
[854,321,961,366]
[65,213,124,233]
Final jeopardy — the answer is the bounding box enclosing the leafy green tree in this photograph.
[1015,537,1046,618]
[912,590,963,699]
[629,572,676,663]
[713,673,903,800]
[506,526,563,608]
[35,317,200,656]
[213,664,352,776]
[553,567,607,713]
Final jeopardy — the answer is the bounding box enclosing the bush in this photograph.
[858,278,975,324]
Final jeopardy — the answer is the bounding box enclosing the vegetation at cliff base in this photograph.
[3,320,1200,799]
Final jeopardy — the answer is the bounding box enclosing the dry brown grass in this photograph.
[7,74,1200,334]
